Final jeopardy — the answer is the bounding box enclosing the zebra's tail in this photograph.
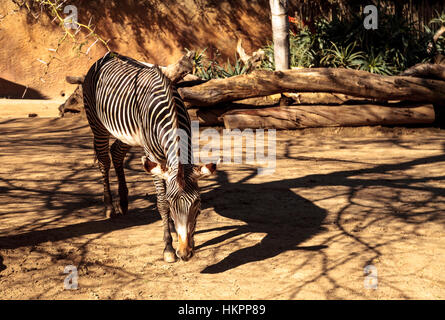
[66,76,85,84]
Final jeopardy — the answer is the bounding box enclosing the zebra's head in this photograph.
[142,157,217,261]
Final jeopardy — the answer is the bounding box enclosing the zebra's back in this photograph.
[82,52,192,164]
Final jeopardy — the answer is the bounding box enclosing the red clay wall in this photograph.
[0,0,279,99]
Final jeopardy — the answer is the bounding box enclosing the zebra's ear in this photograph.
[193,162,217,180]
[141,156,169,179]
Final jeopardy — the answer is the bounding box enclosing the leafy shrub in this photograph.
[261,9,445,75]
[320,42,365,69]
[189,10,445,79]
[358,50,393,75]
[185,48,249,79]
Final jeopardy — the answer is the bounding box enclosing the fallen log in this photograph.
[222,104,435,129]
[399,63,445,81]
[186,108,227,126]
[58,84,83,117]
[233,94,282,106]
[138,50,195,84]
[178,68,445,106]
[231,92,377,107]
[195,108,226,126]
[282,92,371,105]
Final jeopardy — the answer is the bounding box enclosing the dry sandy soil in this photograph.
[0,115,444,299]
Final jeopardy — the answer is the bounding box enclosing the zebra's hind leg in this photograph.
[93,133,116,218]
[153,176,177,263]
[110,139,131,215]
[169,217,176,235]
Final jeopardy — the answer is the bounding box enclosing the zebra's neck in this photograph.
[163,125,193,169]
[140,68,193,168]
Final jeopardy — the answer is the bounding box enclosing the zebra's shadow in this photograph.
[197,168,328,274]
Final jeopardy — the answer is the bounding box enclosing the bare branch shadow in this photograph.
[199,168,328,273]
[198,142,445,279]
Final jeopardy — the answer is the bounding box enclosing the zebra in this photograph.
[73,52,217,262]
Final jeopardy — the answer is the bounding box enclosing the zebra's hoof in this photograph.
[163,250,177,263]
[104,206,118,219]
[117,201,128,215]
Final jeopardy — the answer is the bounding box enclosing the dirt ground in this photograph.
[0,115,444,300]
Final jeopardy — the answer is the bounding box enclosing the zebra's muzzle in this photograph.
[176,231,194,261]
[176,247,194,261]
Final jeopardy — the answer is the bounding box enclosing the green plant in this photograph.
[260,42,275,70]
[196,63,221,80]
[429,10,445,55]
[289,29,316,68]
[261,29,316,70]
[185,47,222,80]
[185,48,207,75]
[261,9,443,75]
[186,48,249,79]
[430,10,445,26]
[320,42,365,69]
[359,50,393,75]
[217,57,249,77]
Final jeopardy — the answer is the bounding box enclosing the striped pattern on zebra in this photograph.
[80,52,217,262]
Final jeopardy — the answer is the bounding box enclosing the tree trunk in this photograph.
[178,68,445,106]
[270,0,290,70]
[222,104,435,129]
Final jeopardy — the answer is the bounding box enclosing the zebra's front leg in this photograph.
[110,139,132,215]
[94,134,116,218]
[153,177,176,263]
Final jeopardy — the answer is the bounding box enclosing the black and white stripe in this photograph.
[82,52,206,261]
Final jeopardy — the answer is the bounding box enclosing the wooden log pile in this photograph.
[222,104,435,129]
[62,52,445,129]
[178,68,445,106]
[177,62,445,129]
